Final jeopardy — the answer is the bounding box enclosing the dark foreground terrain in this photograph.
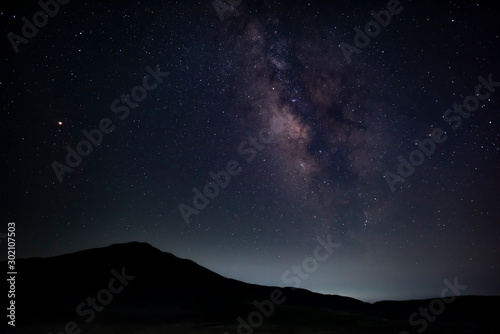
[4,242,498,333]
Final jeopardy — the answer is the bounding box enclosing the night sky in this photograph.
[2,0,500,303]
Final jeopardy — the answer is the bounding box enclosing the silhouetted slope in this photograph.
[6,242,498,333]
[11,242,368,321]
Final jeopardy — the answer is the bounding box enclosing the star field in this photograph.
[2,0,499,302]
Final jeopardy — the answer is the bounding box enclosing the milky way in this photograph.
[218,8,405,240]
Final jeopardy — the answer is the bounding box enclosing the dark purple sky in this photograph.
[2,0,499,302]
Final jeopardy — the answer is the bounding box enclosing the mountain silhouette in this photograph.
[6,242,498,333]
